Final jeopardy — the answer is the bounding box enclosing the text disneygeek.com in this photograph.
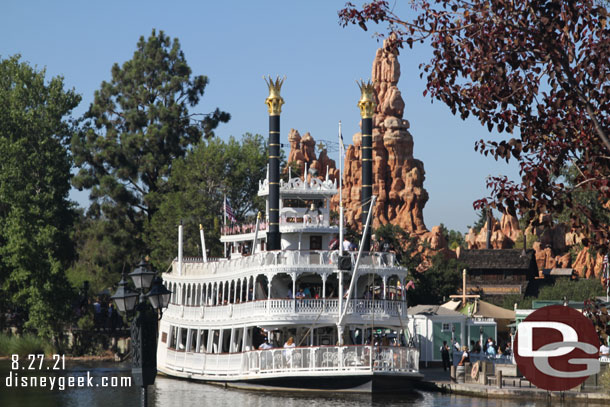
[3,354,131,391]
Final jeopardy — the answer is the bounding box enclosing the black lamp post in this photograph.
[111,259,171,407]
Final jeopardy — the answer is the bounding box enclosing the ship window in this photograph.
[188,329,197,352]
[222,329,231,353]
[179,328,187,351]
[199,330,208,353]
[310,235,322,250]
[169,326,177,348]
[442,323,450,332]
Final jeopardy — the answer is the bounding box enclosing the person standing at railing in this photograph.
[284,337,296,367]
[600,340,610,357]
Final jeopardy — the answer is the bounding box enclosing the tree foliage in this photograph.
[374,224,422,271]
[439,223,466,249]
[0,55,80,338]
[72,29,230,226]
[339,0,610,249]
[407,255,463,306]
[71,30,230,283]
[146,133,268,268]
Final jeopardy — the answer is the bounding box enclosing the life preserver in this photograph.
[471,360,480,380]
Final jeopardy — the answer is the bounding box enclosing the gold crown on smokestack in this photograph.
[264,75,286,115]
[357,79,376,119]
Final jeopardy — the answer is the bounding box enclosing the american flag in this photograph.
[224,197,236,223]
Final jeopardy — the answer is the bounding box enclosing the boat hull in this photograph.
[158,366,423,393]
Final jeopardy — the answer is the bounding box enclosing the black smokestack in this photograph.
[358,80,376,252]
[264,76,285,251]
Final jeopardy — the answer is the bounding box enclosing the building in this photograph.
[457,249,538,297]
[407,305,496,366]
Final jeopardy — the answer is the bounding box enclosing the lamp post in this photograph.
[111,259,171,407]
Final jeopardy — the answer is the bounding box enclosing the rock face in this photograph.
[285,128,338,181]
[333,37,428,234]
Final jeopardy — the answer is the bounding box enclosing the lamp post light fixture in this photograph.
[111,259,171,407]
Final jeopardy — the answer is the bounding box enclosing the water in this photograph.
[0,361,582,407]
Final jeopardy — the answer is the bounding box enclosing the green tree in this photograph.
[439,224,466,250]
[72,28,229,235]
[374,224,421,271]
[0,55,80,339]
[467,210,489,234]
[146,133,268,268]
[407,255,463,306]
[537,278,605,302]
[71,30,229,281]
[66,210,140,294]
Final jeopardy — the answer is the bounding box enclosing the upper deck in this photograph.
[167,250,403,281]
[258,175,337,198]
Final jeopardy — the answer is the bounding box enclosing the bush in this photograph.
[0,333,55,356]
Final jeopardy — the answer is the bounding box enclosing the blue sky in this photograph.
[2,0,520,232]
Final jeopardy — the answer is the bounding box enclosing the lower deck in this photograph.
[158,344,421,393]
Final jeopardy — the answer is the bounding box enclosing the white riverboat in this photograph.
[156,78,421,393]
[156,174,422,392]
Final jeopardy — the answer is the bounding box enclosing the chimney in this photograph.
[264,76,285,251]
[357,80,376,252]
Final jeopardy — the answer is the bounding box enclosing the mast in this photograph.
[357,80,376,252]
[339,121,344,256]
[264,76,285,251]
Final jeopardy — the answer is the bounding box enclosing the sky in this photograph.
[2,0,521,233]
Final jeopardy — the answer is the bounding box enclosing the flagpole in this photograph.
[339,121,344,257]
[223,194,227,258]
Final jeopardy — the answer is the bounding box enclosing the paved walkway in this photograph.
[416,367,610,404]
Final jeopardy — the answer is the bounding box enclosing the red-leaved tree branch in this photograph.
[340,0,610,249]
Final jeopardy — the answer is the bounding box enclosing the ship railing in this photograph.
[245,345,420,375]
[164,299,406,321]
[177,250,399,276]
[165,345,419,377]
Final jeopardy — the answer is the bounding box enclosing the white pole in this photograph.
[178,222,183,276]
[337,195,377,343]
[199,224,207,263]
[339,121,344,257]
[223,194,227,258]
[252,212,261,255]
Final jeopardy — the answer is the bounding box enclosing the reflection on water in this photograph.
[0,361,583,407]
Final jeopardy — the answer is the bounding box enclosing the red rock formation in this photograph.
[500,213,521,242]
[285,128,337,181]
[572,248,605,278]
[333,37,428,234]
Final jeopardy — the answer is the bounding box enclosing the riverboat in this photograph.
[155,78,422,393]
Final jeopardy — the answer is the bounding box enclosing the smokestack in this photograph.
[264,76,285,251]
[357,80,376,251]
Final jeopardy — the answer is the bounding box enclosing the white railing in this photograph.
[176,250,399,277]
[164,299,407,322]
[165,345,419,378]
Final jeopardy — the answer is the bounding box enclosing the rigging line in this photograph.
[297,307,325,347]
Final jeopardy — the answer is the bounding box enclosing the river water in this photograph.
[0,361,581,407]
